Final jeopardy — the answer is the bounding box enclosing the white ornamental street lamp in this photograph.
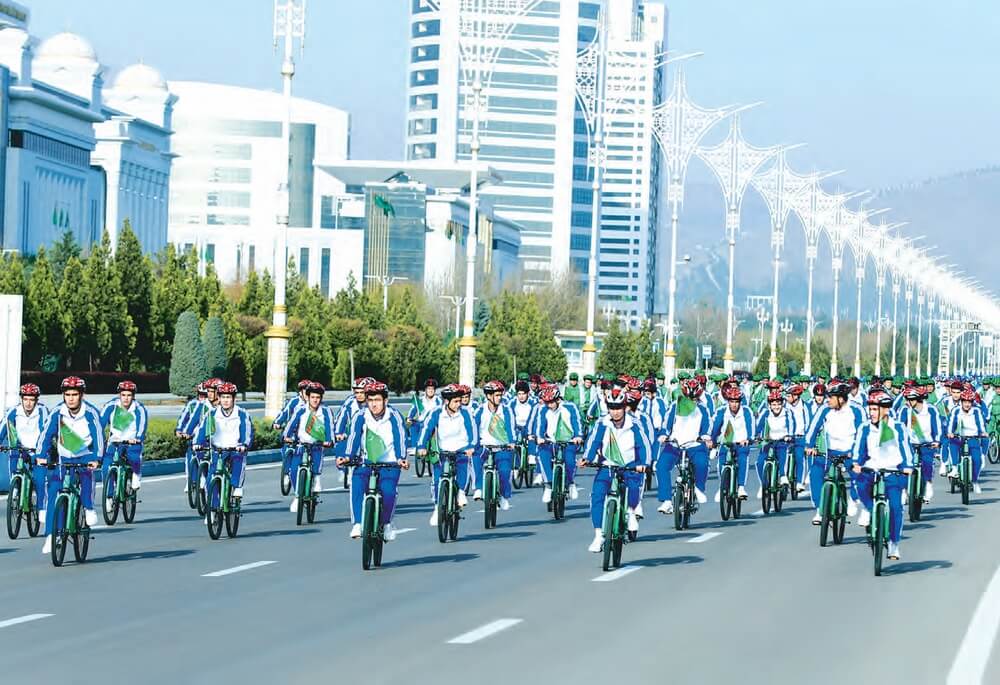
[366,275,408,312]
[696,108,774,374]
[456,0,542,387]
[870,221,906,376]
[903,273,914,377]
[440,294,471,339]
[845,207,889,377]
[925,294,936,377]
[780,318,794,351]
[888,235,904,375]
[751,146,808,378]
[648,66,735,380]
[825,199,857,379]
[264,0,305,420]
[915,287,926,375]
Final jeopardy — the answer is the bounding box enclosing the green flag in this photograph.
[111,405,134,431]
[58,419,88,455]
[677,395,697,417]
[723,421,734,445]
[815,430,828,455]
[909,412,927,443]
[878,419,896,446]
[374,195,396,217]
[428,432,440,464]
[6,420,18,448]
[365,428,388,463]
[763,419,771,440]
[488,412,509,443]
[304,412,326,441]
[605,430,625,466]
[553,414,574,442]
[205,410,216,437]
[411,392,424,416]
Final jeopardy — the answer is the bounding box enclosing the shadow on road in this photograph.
[0,548,14,554]
[90,549,196,564]
[310,517,350,525]
[920,512,972,522]
[380,553,479,568]
[461,531,535,541]
[238,528,320,539]
[640,532,697,543]
[630,555,704,567]
[696,519,757,530]
[495,511,589,528]
[967,498,1000,506]
[245,500,282,507]
[881,559,953,576]
[133,515,203,525]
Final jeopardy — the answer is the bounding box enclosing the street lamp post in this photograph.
[440,295,470,340]
[889,236,903,376]
[755,307,770,361]
[871,222,903,376]
[780,318,793,351]
[264,0,305,420]
[366,275,408,312]
[925,295,936,377]
[915,289,925,377]
[826,201,853,379]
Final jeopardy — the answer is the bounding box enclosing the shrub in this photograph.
[203,315,227,377]
[169,310,207,396]
[252,419,282,452]
[144,417,187,460]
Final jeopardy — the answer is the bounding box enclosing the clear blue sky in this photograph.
[27,0,1000,188]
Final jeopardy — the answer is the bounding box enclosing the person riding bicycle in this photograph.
[35,377,104,554]
[473,380,516,511]
[273,379,311,432]
[938,380,964,475]
[99,381,148,503]
[639,378,669,440]
[945,387,987,494]
[282,382,335,513]
[2,383,49,520]
[785,384,811,495]
[532,383,584,504]
[579,387,649,552]
[334,377,373,459]
[192,382,253,513]
[508,379,541,484]
[417,384,477,526]
[852,391,914,561]
[710,384,754,502]
[847,377,867,409]
[175,382,208,439]
[755,390,797,497]
[339,381,408,540]
[406,378,441,458]
[898,385,942,501]
[805,380,865,525]
[657,379,712,514]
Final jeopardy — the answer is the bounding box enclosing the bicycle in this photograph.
[511,437,534,489]
[102,441,139,526]
[988,432,999,465]
[785,439,801,501]
[3,447,41,539]
[949,436,981,505]
[279,442,293,496]
[291,441,324,526]
[407,422,430,478]
[435,450,462,543]
[864,468,905,577]
[481,445,509,529]
[50,463,95,567]
[670,440,701,531]
[817,453,849,547]
[204,448,244,540]
[586,461,639,572]
[907,443,935,522]
[716,443,743,521]
[184,440,206,511]
[542,440,571,520]
[354,460,402,570]
[760,438,793,515]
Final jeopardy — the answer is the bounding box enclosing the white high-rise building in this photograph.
[405,0,666,327]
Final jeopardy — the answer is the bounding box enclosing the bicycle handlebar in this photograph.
[343,458,403,469]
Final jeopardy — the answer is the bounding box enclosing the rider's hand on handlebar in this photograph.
[636,465,646,473]
[336,457,350,467]
[400,459,410,470]
[852,464,861,475]
[576,458,587,468]
[805,448,817,456]
[464,448,475,456]
[572,437,583,446]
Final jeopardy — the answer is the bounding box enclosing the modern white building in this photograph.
[405,0,666,328]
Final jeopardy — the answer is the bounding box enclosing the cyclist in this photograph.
[785,384,811,494]
[657,379,712,513]
[639,378,669,439]
[473,380,515,510]
[2,383,49,519]
[579,387,649,551]
[273,379,311,431]
[938,380,963,475]
[35,377,104,554]
[532,383,584,504]
[852,391,914,561]
[339,380,408,540]
[755,389,796,496]
[192,382,253,515]
[175,382,207,439]
[847,377,867,409]
[509,380,539,483]
[99,381,148,500]
[945,387,987,494]
[417,384,477,526]
[406,378,440,457]
[805,380,865,524]
[898,385,941,501]
[334,377,373,488]
[282,382,335,513]
[710,384,754,502]
[563,372,583,409]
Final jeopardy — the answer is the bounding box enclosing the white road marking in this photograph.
[0,614,53,629]
[447,619,523,644]
[687,532,723,543]
[947,561,1000,684]
[395,527,416,535]
[592,565,641,582]
[751,509,765,517]
[201,560,277,578]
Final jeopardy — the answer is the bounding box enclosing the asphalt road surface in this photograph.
[3,458,1000,685]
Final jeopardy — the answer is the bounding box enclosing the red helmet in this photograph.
[902,387,924,401]
[605,387,628,409]
[297,379,312,391]
[352,377,374,391]
[787,384,805,396]
[19,383,40,397]
[812,383,827,396]
[626,376,642,391]
[483,380,505,395]
[764,380,782,390]
[529,374,543,385]
[626,389,643,404]
[440,384,462,401]
[459,384,473,396]
[305,382,326,395]
[423,377,439,388]
[365,381,389,398]
[60,376,86,391]
[196,382,208,395]
[206,378,223,390]
[722,385,743,401]
[948,380,964,391]
[867,391,893,408]
[681,379,703,399]
[767,390,785,403]
[538,384,561,403]
[959,388,977,402]
[642,378,658,393]
[217,382,238,396]
[117,380,137,393]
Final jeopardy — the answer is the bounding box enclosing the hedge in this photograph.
[21,371,169,394]
[143,417,283,461]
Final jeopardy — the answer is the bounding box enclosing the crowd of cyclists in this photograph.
[4,367,999,570]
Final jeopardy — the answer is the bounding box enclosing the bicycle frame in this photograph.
[819,455,849,516]
[54,464,89,536]
[5,448,33,512]
[107,443,132,502]
[209,450,240,513]
[438,451,460,515]
[551,442,569,494]
[296,443,323,501]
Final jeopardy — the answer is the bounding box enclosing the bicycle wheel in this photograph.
[361,498,375,570]
[552,466,564,520]
[187,461,200,510]
[484,471,495,529]
[6,476,21,539]
[415,456,427,478]
[122,474,137,524]
[762,468,772,515]
[602,498,616,571]
[908,473,921,522]
[72,506,90,563]
[280,451,292,496]
[961,457,972,505]
[51,497,68,567]
[788,456,799,501]
[819,483,832,547]
[873,503,886,577]
[26,483,40,538]
[197,463,209,516]
[102,468,120,526]
[296,469,308,526]
[523,457,535,489]
[774,477,784,514]
[436,480,450,544]
[448,510,460,541]
[207,481,224,540]
[373,534,384,568]
[681,485,692,530]
[306,496,317,524]
[719,467,732,521]
[225,495,241,538]
[832,489,846,545]
[989,440,1000,465]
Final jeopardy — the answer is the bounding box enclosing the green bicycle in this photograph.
[670,440,701,531]
[50,463,95,567]
[544,440,571,520]
[987,431,999,465]
[4,447,41,539]
[292,442,323,526]
[435,450,462,543]
[102,441,139,526]
[907,443,935,522]
[760,438,793,515]
[358,460,402,570]
[204,448,244,540]
[592,462,639,572]
[865,468,904,576]
[481,445,509,529]
[817,453,849,547]
[949,436,980,505]
[512,438,534,489]
[717,443,743,521]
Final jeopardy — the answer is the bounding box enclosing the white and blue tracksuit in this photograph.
[417,406,477,501]
[36,405,105,535]
[406,392,442,453]
[786,398,813,486]
[283,405,336,492]
[274,394,305,477]
[181,398,214,483]
[898,403,942,485]
[2,403,50,510]
[710,406,755,488]
[193,406,254,507]
[583,414,650,528]
[99,399,149,484]
[639,395,669,441]
[474,402,516,499]
[345,407,407,525]
[805,404,865,508]
[175,397,200,434]
[947,406,987,482]
[657,402,711,502]
[533,402,583,487]
[333,396,365,458]
[853,420,915,544]
[755,408,796,486]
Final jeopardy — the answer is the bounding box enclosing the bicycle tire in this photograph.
[51,497,68,567]
[819,483,832,547]
[523,457,535,489]
[719,467,732,521]
[551,464,564,520]
[788,454,799,501]
[672,486,684,531]
[187,463,200,509]
[307,496,316,524]
[122,478,137,524]
[280,450,292,496]
[225,507,240,538]
[602,498,616,571]
[908,473,921,522]
[612,533,624,568]
[415,456,427,478]
[296,469,308,526]
[373,533,384,568]
[774,478,784,513]
[6,476,21,539]
[207,481,223,540]
[72,506,90,563]
[102,467,120,526]
[989,440,1000,465]
[484,471,495,529]
[873,503,885,577]
[961,457,972,505]
[361,498,375,570]
[733,491,743,519]
[448,510,460,541]
[26,482,40,538]
[681,486,692,530]
[832,489,846,545]
[436,479,450,543]
[197,463,209,516]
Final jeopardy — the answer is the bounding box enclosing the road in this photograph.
[2,458,1000,684]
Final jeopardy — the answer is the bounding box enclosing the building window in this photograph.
[210,167,251,184]
[206,214,250,226]
[407,118,438,136]
[570,234,591,251]
[299,247,309,280]
[205,244,215,264]
[235,246,242,282]
[572,257,589,274]
[321,248,331,296]
[320,195,336,228]
[410,69,439,87]
[206,191,251,208]
[408,143,437,160]
[409,94,438,111]
[411,19,440,37]
[411,44,440,62]
[9,129,90,168]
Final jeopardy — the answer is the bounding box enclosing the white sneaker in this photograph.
[857,509,871,527]
[199,476,206,488]
[542,487,552,504]
[42,535,51,554]
[588,530,603,553]
[313,475,322,493]
[38,510,45,523]
[84,509,97,527]
[429,509,438,526]
[627,512,639,532]
[948,466,959,479]
[658,501,673,514]
[473,489,483,501]
[457,490,468,507]
[233,487,243,498]
[350,523,362,539]
[695,488,707,504]
[131,473,141,490]
[803,474,811,486]
[888,541,900,559]
[847,498,858,517]
[105,497,113,511]
[528,455,537,466]
[796,483,807,493]
[635,502,644,518]
[714,490,721,503]
[780,475,789,486]
[569,484,579,500]
[499,497,510,511]
[738,486,748,499]
[812,511,822,525]
[290,498,298,513]
[939,463,948,477]
[756,486,763,499]
[282,473,290,490]
[901,490,908,505]
[925,482,934,501]
[974,483,983,495]
[384,523,396,542]
[532,473,543,486]
[183,485,189,494]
